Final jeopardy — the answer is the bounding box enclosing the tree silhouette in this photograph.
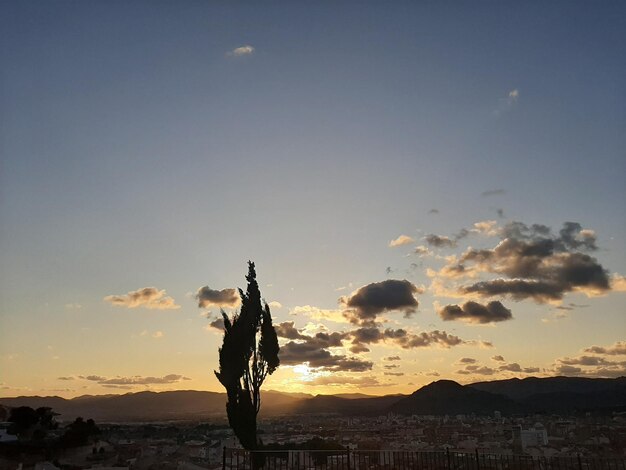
[215,261,280,450]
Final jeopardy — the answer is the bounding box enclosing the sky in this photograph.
[1,1,625,399]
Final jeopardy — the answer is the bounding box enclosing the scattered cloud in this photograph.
[152,331,164,339]
[57,376,75,381]
[438,301,513,324]
[384,355,401,361]
[268,301,282,309]
[389,235,415,248]
[428,209,439,215]
[196,286,240,309]
[340,279,422,324]
[424,234,456,249]
[104,287,180,310]
[414,245,431,257]
[491,355,506,362]
[583,341,626,356]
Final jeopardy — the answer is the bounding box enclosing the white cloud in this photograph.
[268,301,282,309]
[228,45,255,56]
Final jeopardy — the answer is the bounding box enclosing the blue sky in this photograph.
[1,1,625,396]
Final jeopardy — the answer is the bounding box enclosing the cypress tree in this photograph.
[215,261,280,450]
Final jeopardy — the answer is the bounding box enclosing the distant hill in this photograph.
[388,380,521,416]
[2,376,625,421]
[0,389,305,422]
[468,376,626,413]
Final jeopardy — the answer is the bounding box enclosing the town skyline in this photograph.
[1,1,625,399]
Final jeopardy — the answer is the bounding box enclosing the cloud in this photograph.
[196,286,240,309]
[383,364,399,369]
[555,364,582,375]
[384,372,404,376]
[275,321,308,340]
[291,305,348,323]
[472,220,499,237]
[491,355,505,362]
[458,357,477,364]
[57,376,75,381]
[104,287,180,310]
[425,234,456,248]
[414,245,431,257]
[279,341,372,372]
[340,279,421,324]
[389,235,415,248]
[81,374,190,385]
[428,209,439,215]
[583,341,626,356]
[228,45,254,56]
[508,89,519,100]
[152,331,164,339]
[384,356,401,361]
[438,300,513,324]
[436,221,611,303]
[381,328,467,349]
[457,365,496,376]
[268,301,282,309]
[482,189,506,197]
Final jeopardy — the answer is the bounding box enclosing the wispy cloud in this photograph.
[104,287,180,310]
[389,235,415,248]
[79,374,190,386]
[228,45,255,57]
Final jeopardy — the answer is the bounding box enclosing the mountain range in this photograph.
[1,376,624,422]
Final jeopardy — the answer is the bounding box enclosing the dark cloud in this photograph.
[425,234,456,248]
[104,287,180,310]
[275,321,307,340]
[384,372,404,376]
[482,189,506,197]
[559,356,616,366]
[279,341,372,372]
[499,362,523,372]
[57,376,75,381]
[457,365,496,376]
[383,328,466,349]
[444,222,610,303]
[496,208,505,218]
[341,279,421,324]
[428,209,439,214]
[196,286,240,309]
[491,355,505,362]
[207,318,225,331]
[555,365,582,375]
[439,301,512,324]
[384,364,399,369]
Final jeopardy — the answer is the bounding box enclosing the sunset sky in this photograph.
[1,1,625,399]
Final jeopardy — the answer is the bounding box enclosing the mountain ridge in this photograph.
[2,376,624,422]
